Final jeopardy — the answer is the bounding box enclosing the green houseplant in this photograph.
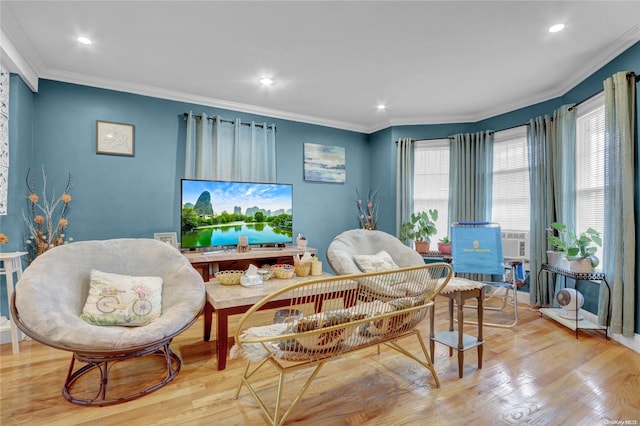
[566,227,602,272]
[546,222,570,268]
[400,209,438,253]
[437,235,452,255]
[547,222,602,272]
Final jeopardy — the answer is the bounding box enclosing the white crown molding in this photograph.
[554,25,640,98]
[0,4,41,91]
[40,68,369,134]
[0,28,38,92]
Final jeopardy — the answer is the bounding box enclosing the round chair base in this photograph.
[63,339,181,406]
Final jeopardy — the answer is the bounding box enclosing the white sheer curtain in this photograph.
[184,112,276,182]
[603,71,636,335]
[396,138,414,242]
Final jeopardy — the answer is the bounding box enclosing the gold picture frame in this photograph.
[96,120,135,156]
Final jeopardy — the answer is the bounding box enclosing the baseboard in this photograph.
[516,290,640,354]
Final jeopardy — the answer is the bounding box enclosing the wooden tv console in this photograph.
[183,246,317,281]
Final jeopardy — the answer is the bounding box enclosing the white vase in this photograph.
[569,258,594,274]
[546,251,562,268]
[546,251,570,269]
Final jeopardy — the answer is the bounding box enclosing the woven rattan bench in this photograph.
[231,263,453,425]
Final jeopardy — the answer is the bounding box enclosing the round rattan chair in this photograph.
[326,229,425,275]
[11,238,205,406]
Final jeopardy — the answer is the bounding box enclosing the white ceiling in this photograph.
[2,1,639,133]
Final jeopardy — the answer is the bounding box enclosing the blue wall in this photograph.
[2,41,639,334]
[1,79,370,317]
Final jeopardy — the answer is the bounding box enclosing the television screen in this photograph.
[180,179,293,249]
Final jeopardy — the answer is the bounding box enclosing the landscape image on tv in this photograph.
[181,180,293,249]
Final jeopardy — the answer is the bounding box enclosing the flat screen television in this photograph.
[180,179,293,250]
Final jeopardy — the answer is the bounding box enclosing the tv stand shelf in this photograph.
[183,247,317,281]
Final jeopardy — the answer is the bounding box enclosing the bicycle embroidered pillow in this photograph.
[81,269,163,326]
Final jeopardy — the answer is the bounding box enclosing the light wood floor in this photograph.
[2,298,639,426]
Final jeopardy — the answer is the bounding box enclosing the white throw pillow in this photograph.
[353,250,406,285]
[353,250,395,272]
[81,269,163,326]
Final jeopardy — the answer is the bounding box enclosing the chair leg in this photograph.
[383,331,441,388]
[62,340,181,406]
[236,359,326,426]
[461,285,519,328]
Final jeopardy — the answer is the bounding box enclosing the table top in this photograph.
[0,252,28,260]
[205,272,334,310]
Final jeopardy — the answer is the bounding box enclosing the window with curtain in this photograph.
[491,126,530,231]
[184,113,276,183]
[575,93,605,264]
[413,139,450,241]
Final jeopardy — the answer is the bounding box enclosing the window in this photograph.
[491,126,530,232]
[575,93,605,264]
[413,139,450,242]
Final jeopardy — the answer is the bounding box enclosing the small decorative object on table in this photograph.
[257,267,273,281]
[311,256,323,276]
[215,270,244,285]
[237,235,250,253]
[296,233,307,250]
[154,232,178,249]
[293,251,314,277]
[241,265,264,287]
[271,264,295,279]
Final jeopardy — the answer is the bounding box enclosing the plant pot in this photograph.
[547,251,570,269]
[438,242,452,255]
[569,258,594,274]
[414,240,430,254]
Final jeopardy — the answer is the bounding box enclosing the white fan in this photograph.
[556,288,584,320]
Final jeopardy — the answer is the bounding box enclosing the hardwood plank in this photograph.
[2,302,639,425]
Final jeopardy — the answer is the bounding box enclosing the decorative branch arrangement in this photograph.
[23,167,73,261]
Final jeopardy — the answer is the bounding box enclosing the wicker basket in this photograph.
[271,264,295,279]
[294,260,311,277]
[215,270,244,285]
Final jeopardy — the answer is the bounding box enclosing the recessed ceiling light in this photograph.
[77,36,92,45]
[549,24,565,33]
[260,77,274,86]
[377,104,386,110]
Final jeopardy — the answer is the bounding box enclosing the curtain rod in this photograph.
[182,113,275,130]
[568,71,638,112]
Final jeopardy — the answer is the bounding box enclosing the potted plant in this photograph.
[400,209,438,254]
[437,235,452,255]
[566,227,602,273]
[546,222,570,268]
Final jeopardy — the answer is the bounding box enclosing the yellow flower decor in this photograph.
[0,233,8,244]
[23,168,73,261]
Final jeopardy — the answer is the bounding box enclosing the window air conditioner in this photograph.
[501,230,530,260]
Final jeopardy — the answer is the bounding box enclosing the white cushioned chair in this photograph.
[326,229,425,275]
[11,238,205,406]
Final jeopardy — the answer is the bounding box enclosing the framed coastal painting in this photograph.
[96,120,135,156]
[303,143,345,183]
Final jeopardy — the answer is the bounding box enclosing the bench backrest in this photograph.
[233,263,452,363]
